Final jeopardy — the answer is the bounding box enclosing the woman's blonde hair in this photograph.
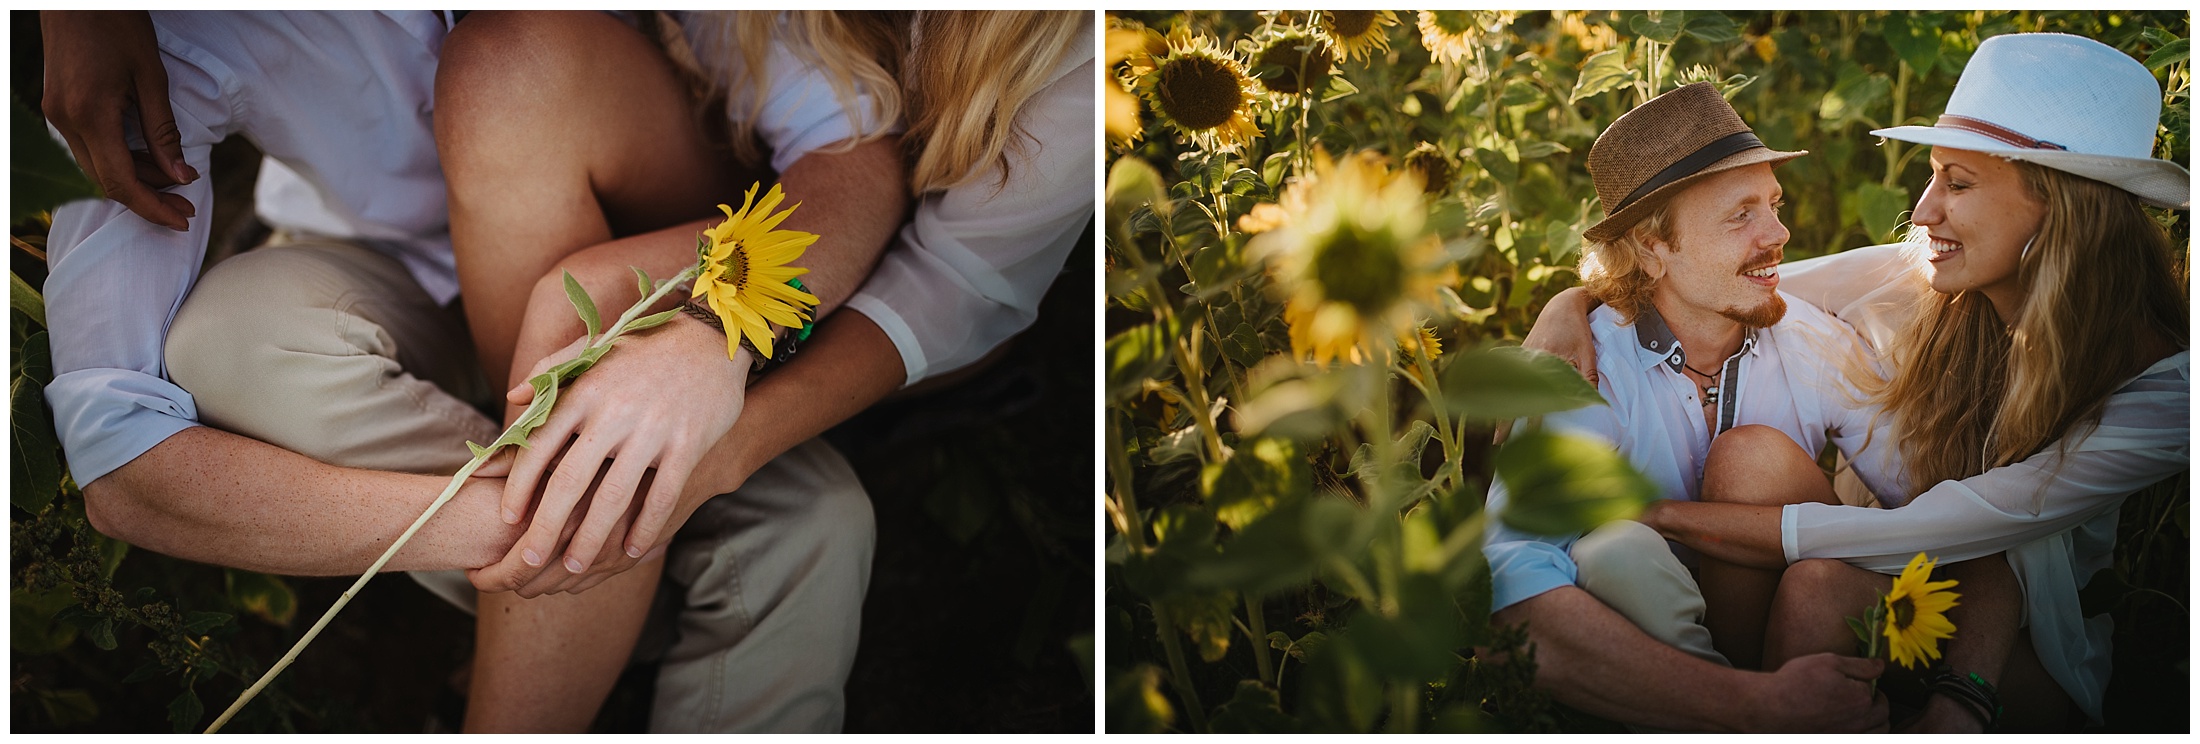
[1577,203,1674,324]
[690,11,1083,194]
[1871,162,2186,498]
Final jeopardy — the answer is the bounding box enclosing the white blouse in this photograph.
[844,16,1096,386]
[1778,244,2190,723]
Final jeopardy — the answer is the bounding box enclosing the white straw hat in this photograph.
[1871,32,2189,209]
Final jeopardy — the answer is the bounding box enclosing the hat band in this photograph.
[1934,114,2068,151]
[1615,131,1765,213]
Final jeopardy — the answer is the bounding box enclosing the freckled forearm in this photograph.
[83,427,525,575]
[1642,500,1787,569]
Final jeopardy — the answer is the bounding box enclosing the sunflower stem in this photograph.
[204,263,701,733]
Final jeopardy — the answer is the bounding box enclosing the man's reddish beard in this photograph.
[1720,293,1787,328]
[1720,247,1787,328]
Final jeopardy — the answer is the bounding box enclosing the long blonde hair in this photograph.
[1872,163,2186,497]
[690,11,1084,194]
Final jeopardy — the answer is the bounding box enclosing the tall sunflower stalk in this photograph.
[206,183,817,733]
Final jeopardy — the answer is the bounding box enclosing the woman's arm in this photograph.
[1520,286,1604,386]
[1777,243,1915,320]
[1788,357,2187,569]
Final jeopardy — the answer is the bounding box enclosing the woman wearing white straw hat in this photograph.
[1526,32,2187,731]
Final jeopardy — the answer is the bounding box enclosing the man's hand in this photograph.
[470,314,748,597]
[1746,653,1890,732]
[40,10,199,230]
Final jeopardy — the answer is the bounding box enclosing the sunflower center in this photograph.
[1889,596,1916,631]
[1329,10,1376,38]
[1310,222,1406,315]
[1431,10,1476,35]
[1254,37,1334,95]
[1156,55,1244,131]
[714,245,751,291]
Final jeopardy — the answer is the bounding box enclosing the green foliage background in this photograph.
[1105,9,2188,733]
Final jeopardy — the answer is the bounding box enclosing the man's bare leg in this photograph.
[463,558,667,732]
[1495,585,1888,732]
[1697,425,1840,669]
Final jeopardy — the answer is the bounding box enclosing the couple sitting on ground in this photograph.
[39,10,1092,732]
[1485,32,2187,732]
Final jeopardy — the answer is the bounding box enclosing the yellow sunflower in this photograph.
[1131,28,1262,152]
[1404,141,1452,194]
[694,183,821,361]
[1249,29,1335,96]
[1249,150,1446,366]
[1321,10,1397,62]
[1105,20,1164,146]
[1416,11,1479,65]
[1882,553,1962,669]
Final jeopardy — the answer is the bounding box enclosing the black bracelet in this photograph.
[1925,670,2001,732]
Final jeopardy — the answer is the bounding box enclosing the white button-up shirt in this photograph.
[1483,295,1901,612]
[1778,244,2189,723]
[43,11,871,485]
[841,15,1096,386]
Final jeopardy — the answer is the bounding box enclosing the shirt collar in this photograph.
[1630,305,1761,373]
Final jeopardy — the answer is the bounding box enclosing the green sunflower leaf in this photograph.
[562,271,600,343]
[623,307,683,334]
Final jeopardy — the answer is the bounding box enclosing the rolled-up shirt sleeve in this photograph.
[1783,354,2189,569]
[1482,404,1627,612]
[742,21,895,174]
[44,144,219,485]
[843,54,1095,386]
[42,37,231,485]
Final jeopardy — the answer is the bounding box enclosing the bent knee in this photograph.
[1702,425,1832,506]
[1571,520,1686,592]
[1570,520,1667,574]
[1778,557,1859,591]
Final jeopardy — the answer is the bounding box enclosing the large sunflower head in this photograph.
[1250,150,1446,366]
[694,182,822,361]
[1249,29,1336,96]
[1882,553,1961,669]
[1132,28,1263,152]
[1321,10,1397,62]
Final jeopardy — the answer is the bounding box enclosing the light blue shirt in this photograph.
[1483,294,1899,612]
[42,11,871,485]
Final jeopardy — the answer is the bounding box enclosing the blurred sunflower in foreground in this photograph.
[1129,28,1263,152]
[1321,10,1397,62]
[1246,151,1447,365]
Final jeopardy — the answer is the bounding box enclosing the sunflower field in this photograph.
[1103,10,2188,733]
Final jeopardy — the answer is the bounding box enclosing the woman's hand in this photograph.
[40,10,199,230]
[1522,286,1603,386]
[471,313,749,596]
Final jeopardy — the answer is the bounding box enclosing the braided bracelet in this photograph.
[1925,670,2001,732]
[680,277,816,376]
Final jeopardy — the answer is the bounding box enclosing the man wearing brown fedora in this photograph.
[1481,83,1895,731]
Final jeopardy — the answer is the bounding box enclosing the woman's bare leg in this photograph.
[435,10,749,731]
[1697,425,1839,669]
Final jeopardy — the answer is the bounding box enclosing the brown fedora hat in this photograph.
[1582,82,1806,243]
